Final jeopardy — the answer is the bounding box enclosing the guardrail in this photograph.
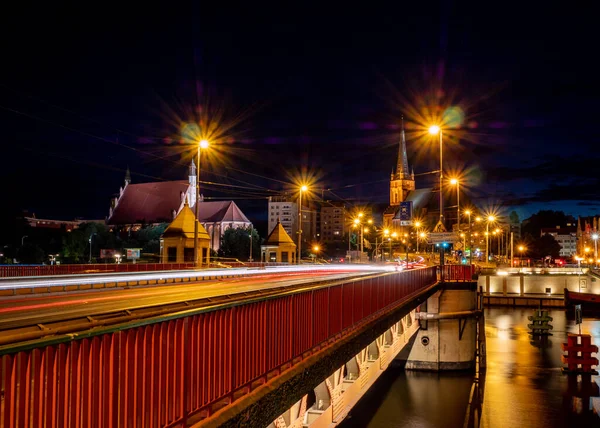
[0,267,437,427]
[443,264,477,281]
[0,262,290,278]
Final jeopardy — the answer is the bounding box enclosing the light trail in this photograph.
[0,264,397,291]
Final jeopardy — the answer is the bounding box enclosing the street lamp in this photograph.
[449,178,460,231]
[88,232,97,263]
[194,139,210,267]
[485,215,496,264]
[248,230,253,262]
[21,235,28,246]
[464,210,472,265]
[298,184,308,263]
[428,125,444,227]
[518,245,525,267]
[312,245,320,263]
[592,233,599,268]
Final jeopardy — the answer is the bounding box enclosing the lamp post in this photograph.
[194,139,209,267]
[21,235,28,246]
[485,215,496,264]
[450,178,460,231]
[88,232,97,264]
[428,125,444,226]
[383,228,390,261]
[391,232,398,261]
[592,233,599,268]
[418,232,426,254]
[414,221,422,253]
[465,210,472,265]
[312,245,320,263]
[298,184,308,263]
[518,245,525,267]
[249,229,253,262]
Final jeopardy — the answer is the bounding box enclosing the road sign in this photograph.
[428,232,458,244]
[400,220,413,226]
[455,242,463,250]
[433,220,447,232]
[399,201,412,221]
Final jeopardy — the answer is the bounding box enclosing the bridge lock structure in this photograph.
[0,265,477,427]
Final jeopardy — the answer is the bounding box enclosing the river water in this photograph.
[341,307,600,428]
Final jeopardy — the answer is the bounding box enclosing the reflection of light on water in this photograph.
[495,315,512,341]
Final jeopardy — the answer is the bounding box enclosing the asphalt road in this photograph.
[0,269,381,331]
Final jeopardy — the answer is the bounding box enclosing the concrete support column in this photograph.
[520,275,524,296]
[485,275,490,295]
[502,277,508,296]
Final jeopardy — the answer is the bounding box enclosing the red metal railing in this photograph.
[442,264,476,281]
[0,267,437,427]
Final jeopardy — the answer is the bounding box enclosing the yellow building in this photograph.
[160,203,211,265]
[261,220,297,263]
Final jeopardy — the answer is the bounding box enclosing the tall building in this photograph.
[320,202,346,243]
[268,196,298,241]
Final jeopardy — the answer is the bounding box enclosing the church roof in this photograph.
[393,188,434,219]
[108,181,189,225]
[162,203,210,239]
[192,201,251,223]
[265,221,296,246]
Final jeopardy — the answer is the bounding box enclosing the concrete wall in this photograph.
[406,289,477,371]
[479,273,600,295]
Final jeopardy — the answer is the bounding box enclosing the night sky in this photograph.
[2,3,598,233]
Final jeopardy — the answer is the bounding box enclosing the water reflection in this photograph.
[341,308,599,427]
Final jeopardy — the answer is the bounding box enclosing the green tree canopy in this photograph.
[218,227,261,261]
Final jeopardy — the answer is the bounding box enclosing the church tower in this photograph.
[389,118,415,206]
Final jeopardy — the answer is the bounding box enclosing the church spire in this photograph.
[397,116,410,179]
[124,166,131,185]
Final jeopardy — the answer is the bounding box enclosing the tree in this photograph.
[218,227,261,261]
[528,234,561,259]
[17,243,45,264]
[521,210,576,238]
[509,211,520,224]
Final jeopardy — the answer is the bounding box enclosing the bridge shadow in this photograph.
[340,334,482,427]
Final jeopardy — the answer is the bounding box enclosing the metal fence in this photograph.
[0,267,437,427]
[442,264,477,281]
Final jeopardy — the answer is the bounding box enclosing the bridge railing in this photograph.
[0,261,290,278]
[0,267,437,427]
[442,264,476,281]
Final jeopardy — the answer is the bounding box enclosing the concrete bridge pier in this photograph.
[269,311,419,427]
[407,284,479,371]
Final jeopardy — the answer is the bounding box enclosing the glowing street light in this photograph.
[298,184,309,263]
[194,139,210,267]
[464,209,472,265]
[428,125,444,227]
[485,215,496,264]
[592,233,599,267]
[518,245,526,267]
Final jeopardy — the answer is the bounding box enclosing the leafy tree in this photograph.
[61,229,87,263]
[218,227,261,261]
[17,243,45,264]
[522,210,576,238]
[135,223,168,254]
[509,211,520,224]
[527,233,561,259]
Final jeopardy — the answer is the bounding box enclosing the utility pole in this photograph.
[510,232,514,267]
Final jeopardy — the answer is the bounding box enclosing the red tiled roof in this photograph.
[108,181,189,225]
